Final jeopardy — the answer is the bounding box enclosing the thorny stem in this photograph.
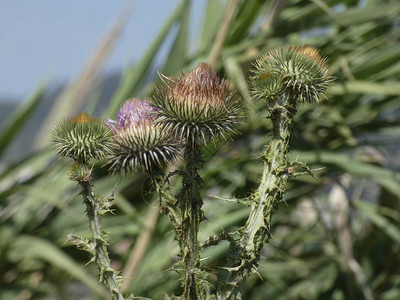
[79,178,125,300]
[156,140,208,299]
[220,93,297,299]
[179,141,205,299]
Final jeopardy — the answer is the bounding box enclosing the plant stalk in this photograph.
[220,93,296,299]
[155,140,208,299]
[79,179,125,300]
[179,141,204,299]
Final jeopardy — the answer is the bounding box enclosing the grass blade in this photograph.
[105,0,186,116]
[0,85,45,158]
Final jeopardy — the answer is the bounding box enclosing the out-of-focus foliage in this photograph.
[1,0,399,299]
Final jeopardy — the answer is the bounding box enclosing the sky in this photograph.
[0,0,203,102]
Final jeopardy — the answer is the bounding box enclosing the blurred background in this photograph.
[0,0,399,299]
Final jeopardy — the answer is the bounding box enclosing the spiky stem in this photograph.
[179,141,205,299]
[79,177,125,300]
[155,140,209,299]
[220,93,296,299]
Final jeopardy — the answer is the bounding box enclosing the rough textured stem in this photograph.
[155,141,208,299]
[220,94,296,299]
[179,141,204,299]
[79,180,125,300]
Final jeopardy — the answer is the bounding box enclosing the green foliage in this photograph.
[1,0,399,299]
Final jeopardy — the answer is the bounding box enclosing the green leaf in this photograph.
[105,0,186,116]
[223,56,251,102]
[225,0,265,45]
[292,151,400,196]
[329,81,400,96]
[332,2,400,24]
[161,0,190,74]
[199,0,225,54]
[11,235,106,296]
[354,200,400,244]
[0,85,45,157]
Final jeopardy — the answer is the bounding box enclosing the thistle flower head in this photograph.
[106,98,182,173]
[105,99,158,132]
[251,45,333,104]
[52,112,113,163]
[151,63,243,145]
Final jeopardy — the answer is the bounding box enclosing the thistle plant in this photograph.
[52,113,125,300]
[52,46,332,300]
[52,101,182,300]
[151,63,243,299]
[219,45,333,299]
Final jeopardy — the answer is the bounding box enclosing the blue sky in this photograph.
[0,0,204,101]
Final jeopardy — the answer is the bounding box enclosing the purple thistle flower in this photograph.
[106,98,182,173]
[106,98,158,133]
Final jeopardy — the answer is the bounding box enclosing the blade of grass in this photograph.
[0,85,45,158]
[329,81,400,96]
[354,200,400,244]
[262,0,289,31]
[225,0,265,45]
[122,202,159,291]
[35,5,133,149]
[12,235,108,297]
[199,0,225,55]
[292,151,400,196]
[208,0,238,67]
[161,0,190,75]
[105,0,186,117]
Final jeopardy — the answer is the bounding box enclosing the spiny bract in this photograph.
[52,113,113,163]
[251,46,333,104]
[151,63,243,145]
[106,98,182,173]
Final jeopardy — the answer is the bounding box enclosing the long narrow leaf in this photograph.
[161,0,190,74]
[0,85,45,158]
[12,236,107,296]
[105,0,186,116]
[354,200,400,244]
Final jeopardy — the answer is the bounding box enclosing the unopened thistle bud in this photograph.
[52,113,113,163]
[151,63,243,145]
[106,98,182,173]
[251,46,333,104]
[68,162,92,182]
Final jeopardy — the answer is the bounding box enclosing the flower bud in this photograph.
[251,46,333,104]
[151,63,243,145]
[67,162,92,182]
[106,98,182,173]
[52,113,113,163]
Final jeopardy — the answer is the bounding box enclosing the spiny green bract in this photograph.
[251,46,333,104]
[52,113,113,163]
[151,63,244,145]
[106,98,182,173]
[108,123,182,173]
[67,162,91,182]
